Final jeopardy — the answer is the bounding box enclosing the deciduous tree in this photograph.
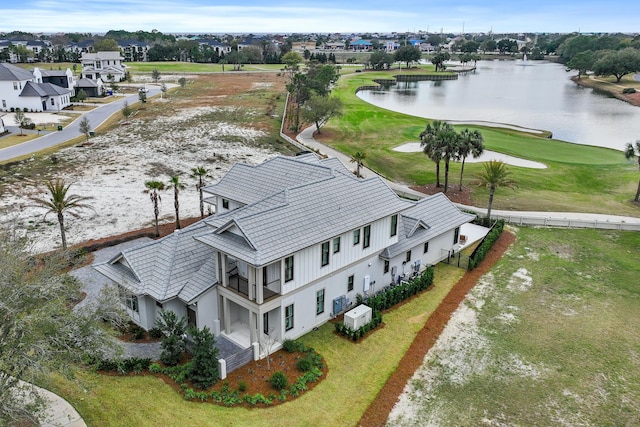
[79,116,91,142]
[301,95,343,134]
[394,45,422,68]
[0,230,115,425]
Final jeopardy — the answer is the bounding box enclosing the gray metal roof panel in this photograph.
[379,193,475,259]
[0,63,34,81]
[198,174,414,265]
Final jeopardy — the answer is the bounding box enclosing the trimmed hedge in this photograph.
[468,219,505,270]
[92,356,152,374]
[365,267,435,312]
[334,309,383,342]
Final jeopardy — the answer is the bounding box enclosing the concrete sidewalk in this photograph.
[16,380,86,427]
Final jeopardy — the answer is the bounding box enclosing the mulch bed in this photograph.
[409,183,475,206]
[358,230,516,427]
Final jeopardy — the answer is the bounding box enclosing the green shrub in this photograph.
[282,338,297,353]
[623,87,636,94]
[148,327,163,339]
[296,357,313,372]
[149,363,163,374]
[184,388,196,400]
[269,371,289,391]
[187,326,220,389]
[237,380,247,392]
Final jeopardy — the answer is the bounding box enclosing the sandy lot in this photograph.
[0,74,285,253]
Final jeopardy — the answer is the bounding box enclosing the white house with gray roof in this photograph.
[0,63,72,112]
[81,51,126,82]
[94,154,474,355]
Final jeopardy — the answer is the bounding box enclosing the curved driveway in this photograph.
[0,87,161,162]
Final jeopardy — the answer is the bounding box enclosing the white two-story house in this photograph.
[94,154,475,355]
[0,63,72,112]
[80,51,126,82]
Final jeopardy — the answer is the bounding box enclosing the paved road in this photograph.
[0,87,161,162]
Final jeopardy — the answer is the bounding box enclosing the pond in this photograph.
[356,60,640,151]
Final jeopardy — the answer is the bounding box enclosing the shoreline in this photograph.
[571,75,640,107]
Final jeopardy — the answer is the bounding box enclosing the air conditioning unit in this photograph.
[391,266,397,276]
[414,260,421,272]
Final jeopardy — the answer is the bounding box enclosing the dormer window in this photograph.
[222,198,229,209]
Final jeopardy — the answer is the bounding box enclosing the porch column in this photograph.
[222,296,230,334]
[249,311,258,344]
[220,254,228,287]
[256,267,264,304]
[248,266,256,301]
[257,311,265,339]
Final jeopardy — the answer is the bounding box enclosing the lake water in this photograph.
[356,60,640,151]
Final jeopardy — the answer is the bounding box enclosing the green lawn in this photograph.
[323,71,640,216]
[390,227,640,426]
[47,265,465,426]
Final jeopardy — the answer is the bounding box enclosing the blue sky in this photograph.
[1,0,638,34]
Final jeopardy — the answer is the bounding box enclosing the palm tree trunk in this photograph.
[443,158,450,193]
[198,184,204,219]
[459,157,467,191]
[153,193,160,237]
[487,187,496,222]
[356,162,361,178]
[174,189,181,230]
[635,179,640,202]
[435,161,441,187]
[58,212,67,251]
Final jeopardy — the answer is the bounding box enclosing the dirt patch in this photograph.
[358,231,516,427]
[409,183,474,206]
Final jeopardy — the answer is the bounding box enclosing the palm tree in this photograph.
[457,129,485,191]
[190,166,210,218]
[167,175,186,230]
[624,140,640,202]
[145,180,165,237]
[420,120,453,188]
[474,160,518,222]
[32,178,93,251]
[350,151,367,178]
[440,128,460,194]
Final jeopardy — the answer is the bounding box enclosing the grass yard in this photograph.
[389,227,640,426]
[321,70,640,216]
[125,62,284,74]
[0,133,40,149]
[46,264,465,426]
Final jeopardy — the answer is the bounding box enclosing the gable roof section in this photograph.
[93,221,217,303]
[19,81,71,98]
[0,63,34,81]
[203,155,344,205]
[197,173,414,265]
[81,51,124,61]
[379,193,475,259]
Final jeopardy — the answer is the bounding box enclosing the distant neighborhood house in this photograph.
[80,51,126,82]
[94,154,479,357]
[0,63,72,112]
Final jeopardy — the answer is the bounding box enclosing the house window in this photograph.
[353,229,360,245]
[390,214,398,237]
[222,198,229,209]
[347,275,354,292]
[454,227,460,244]
[406,250,412,263]
[263,313,269,335]
[363,225,371,249]
[424,242,429,253]
[285,256,294,282]
[125,294,139,313]
[13,82,18,90]
[316,289,325,315]
[50,98,55,106]
[321,242,330,266]
[1,100,5,108]
[384,260,389,274]
[333,237,340,253]
[285,304,294,331]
